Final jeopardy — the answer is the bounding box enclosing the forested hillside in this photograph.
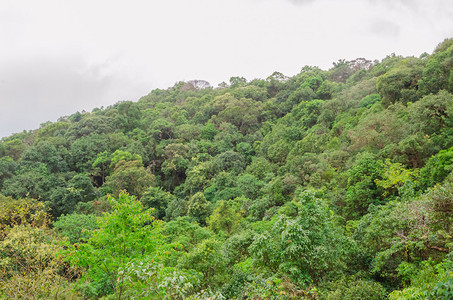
[1,39,453,299]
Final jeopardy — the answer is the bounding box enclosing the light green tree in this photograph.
[67,192,196,299]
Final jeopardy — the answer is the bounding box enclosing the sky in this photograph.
[1,0,452,138]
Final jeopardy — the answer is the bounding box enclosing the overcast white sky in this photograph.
[1,0,452,138]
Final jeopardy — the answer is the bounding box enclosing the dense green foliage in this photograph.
[1,39,453,299]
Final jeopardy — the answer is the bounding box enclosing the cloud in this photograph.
[0,56,149,138]
[369,19,401,38]
[287,0,316,6]
[368,0,419,10]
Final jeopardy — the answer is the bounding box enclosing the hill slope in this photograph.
[1,38,453,299]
